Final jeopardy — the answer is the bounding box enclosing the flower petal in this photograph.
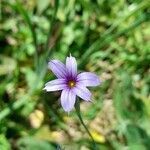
[48,60,67,78]
[66,55,77,78]
[72,85,92,101]
[61,89,76,112]
[44,79,66,91]
[77,72,100,87]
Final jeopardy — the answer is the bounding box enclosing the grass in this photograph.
[0,0,150,149]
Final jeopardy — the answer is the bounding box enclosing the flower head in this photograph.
[44,55,101,112]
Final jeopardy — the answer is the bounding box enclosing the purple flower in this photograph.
[44,55,101,112]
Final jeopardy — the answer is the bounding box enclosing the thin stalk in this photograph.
[75,99,98,150]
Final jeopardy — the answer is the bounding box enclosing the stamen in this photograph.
[68,80,76,88]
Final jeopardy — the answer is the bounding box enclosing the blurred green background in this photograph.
[0,0,150,149]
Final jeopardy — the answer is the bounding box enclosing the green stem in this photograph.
[75,99,97,150]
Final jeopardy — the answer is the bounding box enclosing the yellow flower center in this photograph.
[68,80,76,88]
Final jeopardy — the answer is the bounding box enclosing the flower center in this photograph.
[68,80,76,88]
